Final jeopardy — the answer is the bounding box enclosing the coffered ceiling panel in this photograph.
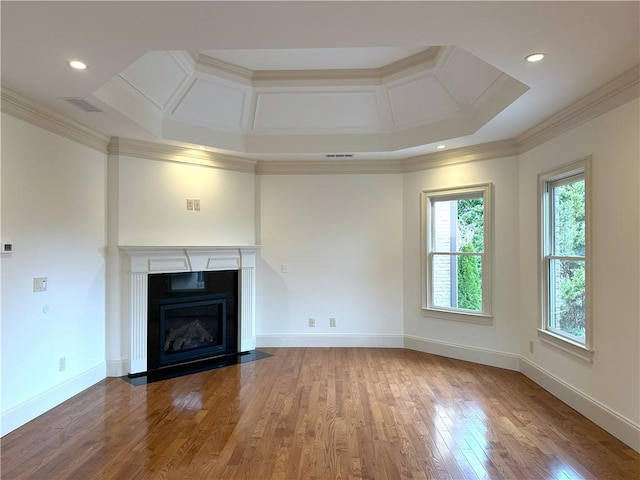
[252,91,382,132]
[387,74,460,127]
[119,51,189,111]
[171,78,246,131]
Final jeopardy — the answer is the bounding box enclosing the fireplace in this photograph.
[119,246,259,375]
[147,271,238,370]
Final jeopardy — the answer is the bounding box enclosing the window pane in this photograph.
[552,179,585,257]
[432,254,482,312]
[433,197,484,253]
[549,259,585,341]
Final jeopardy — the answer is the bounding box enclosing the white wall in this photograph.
[402,157,521,369]
[1,113,107,435]
[519,99,640,438]
[116,155,255,246]
[257,174,404,346]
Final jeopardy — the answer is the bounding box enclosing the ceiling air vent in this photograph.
[325,154,354,158]
[61,97,103,112]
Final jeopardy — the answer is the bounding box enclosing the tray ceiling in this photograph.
[94,46,528,155]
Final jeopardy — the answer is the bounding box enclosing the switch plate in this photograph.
[529,340,534,353]
[193,199,200,211]
[33,277,47,292]
[281,263,289,273]
[308,317,316,327]
[330,317,337,327]
[59,357,66,372]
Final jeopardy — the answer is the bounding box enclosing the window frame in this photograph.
[538,157,593,361]
[421,183,493,324]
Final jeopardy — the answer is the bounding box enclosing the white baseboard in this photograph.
[520,357,640,452]
[106,359,128,377]
[257,333,404,348]
[404,335,520,371]
[1,362,106,437]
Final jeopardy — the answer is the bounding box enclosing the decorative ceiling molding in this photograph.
[0,86,109,152]
[517,64,640,153]
[103,46,524,154]
[107,137,257,173]
[256,159,403,175]
[402,139,520,173]
[2,63,638,175]
[250,47,440,85]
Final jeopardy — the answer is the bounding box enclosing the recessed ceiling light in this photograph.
[436,144,447,150]
[68,60,87,70]
[525,53,546,63]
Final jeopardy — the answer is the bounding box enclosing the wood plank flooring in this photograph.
[1,348,638,479]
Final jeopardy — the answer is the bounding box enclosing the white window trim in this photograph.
[538,157,594,362]
[421,183,493,324]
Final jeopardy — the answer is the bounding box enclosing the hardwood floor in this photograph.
[1,348,638,479]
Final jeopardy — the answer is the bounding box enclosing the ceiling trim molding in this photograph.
[256,159,403,175]
[0,85,110,153]
[252,48,440,85]
[402,139,520,172]
[517,63,640,153]
[108,137,257,173]
[3,62,638,176]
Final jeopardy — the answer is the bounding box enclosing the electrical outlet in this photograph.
[308,317,316,327]
[59,357,66,372]
[529,340,534,354]
[330,317,337,327]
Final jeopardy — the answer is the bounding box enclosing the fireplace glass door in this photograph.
[159,296,226,366]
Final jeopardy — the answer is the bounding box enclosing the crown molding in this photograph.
[1,85,109,152]
[517,63,639,153]
[3,62,638,175]
[402,139,520,172]
[108,137,257,173]
[256,158,403,175]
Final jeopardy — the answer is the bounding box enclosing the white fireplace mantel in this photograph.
[119,245,260,374]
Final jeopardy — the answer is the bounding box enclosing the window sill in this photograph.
[537,329,594,363]
[422,307,493,325]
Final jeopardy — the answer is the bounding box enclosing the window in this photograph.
[421,184,492,322]
[539,158,592,360]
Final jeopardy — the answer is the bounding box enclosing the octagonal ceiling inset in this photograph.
[93,46,529,156]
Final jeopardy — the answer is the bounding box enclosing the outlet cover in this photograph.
[33,277,47,292]
[59,357,66,372]
[308,317,316,327]
[330,317,337,327]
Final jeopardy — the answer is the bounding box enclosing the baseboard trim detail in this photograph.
[519,357,640,452]
[257,334,404,348]
[404,335,520,371]
[1,362,106,437]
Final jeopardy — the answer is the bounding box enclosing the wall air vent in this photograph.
[325,154,354,158]
[61,97,103,112]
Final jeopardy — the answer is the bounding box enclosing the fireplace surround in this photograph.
[119,246,259,375]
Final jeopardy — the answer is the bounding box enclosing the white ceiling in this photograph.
[1,1,639,162]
